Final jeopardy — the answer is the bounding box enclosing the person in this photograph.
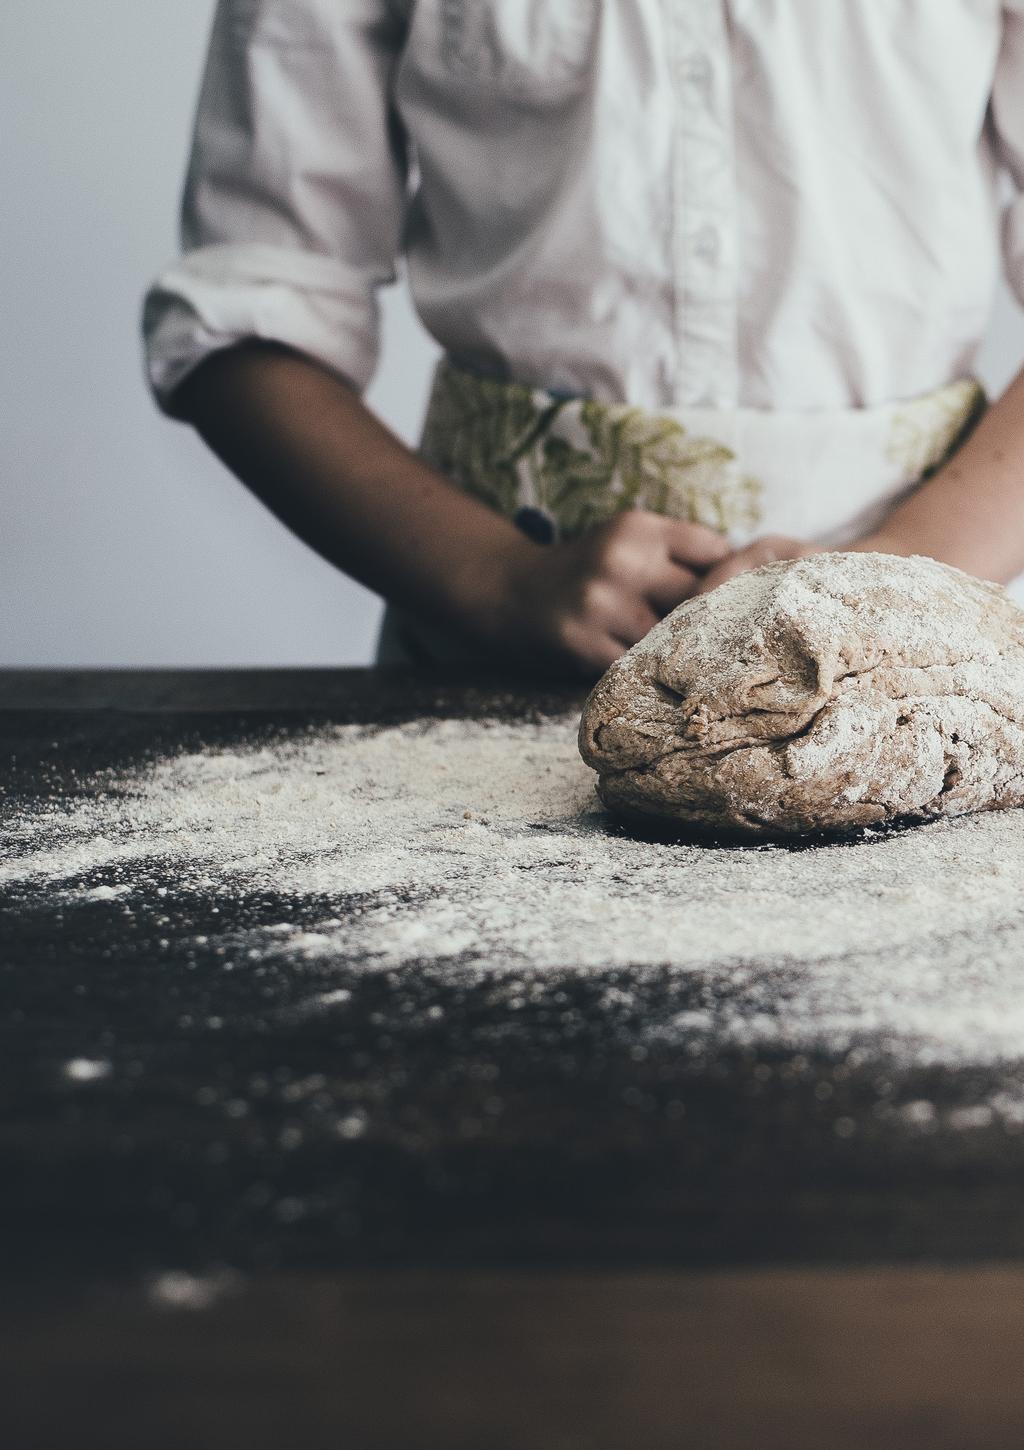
[143,1,1024,676]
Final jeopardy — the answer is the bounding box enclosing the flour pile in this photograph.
[5,715,1024,1064]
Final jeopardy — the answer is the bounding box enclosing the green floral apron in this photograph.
[377,358,987,666]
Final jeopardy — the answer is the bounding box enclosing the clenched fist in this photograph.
[494,510,731,674]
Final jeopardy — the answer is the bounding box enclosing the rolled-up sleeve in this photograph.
[143,0,409,411]
[992,2,1024,307]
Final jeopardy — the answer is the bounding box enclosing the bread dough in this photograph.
[578,552,1024,838]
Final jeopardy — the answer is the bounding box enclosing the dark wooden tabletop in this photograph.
[4,668,1024,1449]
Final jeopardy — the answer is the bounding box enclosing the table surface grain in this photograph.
[4,668,1024,1449]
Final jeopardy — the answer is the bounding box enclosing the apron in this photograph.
[376,358,989,666]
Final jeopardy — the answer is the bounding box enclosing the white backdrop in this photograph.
[3,1,1023,666]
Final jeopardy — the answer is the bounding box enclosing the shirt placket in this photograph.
[665,1,738,409]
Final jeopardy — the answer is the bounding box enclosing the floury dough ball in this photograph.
[577,552,1024,838]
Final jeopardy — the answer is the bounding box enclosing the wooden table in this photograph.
[3,669,1024,1449]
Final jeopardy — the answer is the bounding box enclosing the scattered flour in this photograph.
[61,1057,113,1084]
[146,1269,242,1311]
[6,715,1024,1065]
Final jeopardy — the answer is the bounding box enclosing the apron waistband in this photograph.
[418,358,987,549]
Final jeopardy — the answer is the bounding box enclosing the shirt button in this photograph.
[680,52,712,86]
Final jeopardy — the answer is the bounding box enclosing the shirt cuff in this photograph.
[142,242,386,412]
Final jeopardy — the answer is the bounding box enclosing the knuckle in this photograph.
[591,536,630,580]
[579,576,611,617]
[610,510,655,551]
[591,538,619,574]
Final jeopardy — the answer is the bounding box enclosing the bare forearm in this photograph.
[861,364,1024,582]
[169,343,742,673]
[173,342,534,638]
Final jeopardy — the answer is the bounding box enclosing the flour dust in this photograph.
[5,715,1024,1067]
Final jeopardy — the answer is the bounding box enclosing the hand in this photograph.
[692,534,820,597]
[490,510,730,675]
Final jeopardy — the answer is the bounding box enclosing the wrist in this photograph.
[848,528,1008,584]
[847,533,903,557]
[444,524,545,645]
[848,526,925,560]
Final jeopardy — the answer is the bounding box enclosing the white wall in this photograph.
[2,1,1023,667]
[2,0,438,668]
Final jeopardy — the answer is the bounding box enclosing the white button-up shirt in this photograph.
[144,0,1024,414]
